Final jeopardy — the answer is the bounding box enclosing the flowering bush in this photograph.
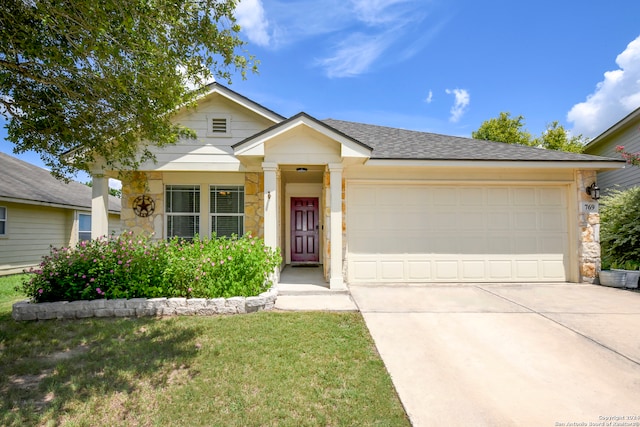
[20,232,281,303]
[615,145,640,166]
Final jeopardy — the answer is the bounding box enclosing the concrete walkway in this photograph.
[350,283,640,426]
[274,266,357,311]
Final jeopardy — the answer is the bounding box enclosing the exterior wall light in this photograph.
[296,167,308,172]
[586,182,600,200]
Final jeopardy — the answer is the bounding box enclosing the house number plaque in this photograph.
[580,201,599,213]
[133,195,155,217]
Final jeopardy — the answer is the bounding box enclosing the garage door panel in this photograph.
[381,261,404,280]
[487,188,510,204]
[540,187,566,205]
[408,261,431,279]
[514,188,537,205]
[347,184,569,283]
[540,212,566,230]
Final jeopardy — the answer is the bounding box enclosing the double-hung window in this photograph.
[166,185,200,239]
[0,207,6,236]
[210,186,244,238]
[78,213,91,241]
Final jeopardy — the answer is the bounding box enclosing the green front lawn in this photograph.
[0,275,409,426]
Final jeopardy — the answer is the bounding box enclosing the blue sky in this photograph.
[3,0,640,183]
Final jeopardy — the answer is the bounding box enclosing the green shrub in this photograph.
[600,186,640,267]
[20,232,281,303]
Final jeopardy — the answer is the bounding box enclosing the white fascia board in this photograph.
[204,87,283,124]
[364,159,627,170]
[235,117,372,158]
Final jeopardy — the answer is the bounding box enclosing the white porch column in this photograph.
[91,173,110,239]
[328,163,345,289]
[262,163,279,249]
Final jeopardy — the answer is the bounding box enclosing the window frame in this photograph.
[78,212,92,242]
[0,206,6,237]
[210,185,244,238]
[165,185,201,239]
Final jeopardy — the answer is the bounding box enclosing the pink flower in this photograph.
[82,275,86,279]
[118,260,123,265]
[38,288,43,294]
[90,278,95,282]
[188,287,192,292]
[96,288,102,294]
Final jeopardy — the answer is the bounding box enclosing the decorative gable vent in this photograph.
[211,118,227,133]
[207,114,231,137]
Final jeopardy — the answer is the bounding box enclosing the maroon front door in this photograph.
[291,197,319,263]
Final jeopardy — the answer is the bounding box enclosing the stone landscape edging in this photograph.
[12,288,278,321]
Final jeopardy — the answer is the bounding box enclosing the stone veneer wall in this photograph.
[13,288,277,321]
[244,172,264,238]
[120,171,164,238]
[577,170,600,283]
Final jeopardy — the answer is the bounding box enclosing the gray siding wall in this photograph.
[0,202,122,274]
[586,126,640,194]
[0,202,72,273]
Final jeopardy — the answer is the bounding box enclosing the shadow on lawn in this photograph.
[0,311,202,426]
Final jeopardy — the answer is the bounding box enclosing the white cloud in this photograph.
[351,0,418,25]
[424,90,433,103]
[235,0,272,47]
[445,88,470,123]
[568,35,640,138]
[318,33,390,78]
[241,0,432,77]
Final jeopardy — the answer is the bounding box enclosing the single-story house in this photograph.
[0,152,121,275]
[88,83,624,287]
[584,106,640,193]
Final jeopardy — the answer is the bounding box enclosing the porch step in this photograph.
[277,288,351,296]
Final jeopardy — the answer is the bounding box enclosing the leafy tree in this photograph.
[472,112,586,153]
[1,0,256,179]
[534,121,587,153]
[471,112,533,146]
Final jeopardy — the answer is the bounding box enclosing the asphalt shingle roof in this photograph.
[322,119,620,162]
[0,152,121,212]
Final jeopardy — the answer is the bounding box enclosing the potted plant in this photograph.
[614,260,640,289]
[598,259,627,288]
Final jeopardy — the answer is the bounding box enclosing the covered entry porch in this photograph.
[233,113,372,290]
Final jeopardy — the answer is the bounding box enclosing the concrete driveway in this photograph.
[349,283,640,427]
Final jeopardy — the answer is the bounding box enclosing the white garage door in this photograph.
[347,183,569,283]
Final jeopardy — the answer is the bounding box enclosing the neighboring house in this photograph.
[0,153,121,275]
[584,106,640,193]
[88,83,623,286]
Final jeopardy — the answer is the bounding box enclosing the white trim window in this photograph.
[210,185,244,238]
[78,213,91,242]
[166,185,200,239]
[0,206,6,236]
